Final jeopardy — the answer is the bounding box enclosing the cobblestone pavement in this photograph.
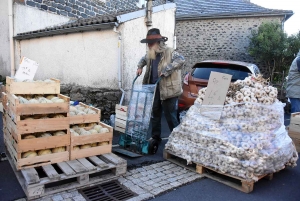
[18,161,203,201]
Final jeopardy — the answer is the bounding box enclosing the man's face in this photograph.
[148,42,159,50]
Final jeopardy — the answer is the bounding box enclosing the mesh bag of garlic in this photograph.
[165,75,298,182]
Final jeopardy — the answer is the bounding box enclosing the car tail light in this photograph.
[183,73,189,85]
[178,103,185,108]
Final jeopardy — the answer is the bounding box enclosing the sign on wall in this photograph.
[15,57,39,81]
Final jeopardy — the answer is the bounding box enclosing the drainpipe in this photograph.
[145,0,153,30]
[8,0,15,76]
[113,26,125,105]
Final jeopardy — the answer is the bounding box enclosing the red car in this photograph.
[178,60,260,112]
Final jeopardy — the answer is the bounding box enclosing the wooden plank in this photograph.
[18,151,69,170]
[115,104,128,112]
[291,138,300,152]
[115,126,125,133]
[115,111,127,120]
[115,121,126,128]
[15,133,70,153]
[88,156,109,168]
[6,76,60,94]
[69,102,101,124]
[17,117,70,134]
[289,124,300,133]
[66,160,88,173]
[77,158,97,171]
[100,153,127,166]
[115,118,126,125]
[70,145,112,160]
[291,112,300,124]
[57,161,76,176]
[21,168,40,184]
[288,130,300,140]
[42,165,61,180]
[71,132,112,146]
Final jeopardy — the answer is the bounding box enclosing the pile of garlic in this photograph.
[165,75,298,182]
[196,74,278,106]
[18,94,65,104]
[70,124,109,136]
[70,105,97,116]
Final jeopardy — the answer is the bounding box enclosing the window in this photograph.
[192,64,252,81]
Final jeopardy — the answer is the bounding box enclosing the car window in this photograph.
[192,64,252,81]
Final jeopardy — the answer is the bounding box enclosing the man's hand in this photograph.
[136,68,142,76]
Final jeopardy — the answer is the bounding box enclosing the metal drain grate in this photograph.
[79,180,137,201]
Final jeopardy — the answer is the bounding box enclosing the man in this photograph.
[136,28,185,147]
[286,50,300,113]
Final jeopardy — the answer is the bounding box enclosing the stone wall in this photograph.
[18,0,166,18]
[61,84,122,121]
[175,16,283,76]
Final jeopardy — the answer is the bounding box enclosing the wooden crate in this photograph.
[289,112,300,133]
[5,112,70,135]
[1,91,7,113]
[115,104,128,133]
[291,138,300,152]
[6,76,60,94]
[70,122,113,160]
[7,128,70,153]
[4,127,70,170]
[70,102,101,124]
[164,149,274,193]
[5,93,69,116]
[0,85,5,102]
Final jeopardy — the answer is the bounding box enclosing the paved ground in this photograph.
[0,112,298,201]
[30,161,202,201]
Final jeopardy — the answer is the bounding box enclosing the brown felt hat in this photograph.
[140,28,168,43]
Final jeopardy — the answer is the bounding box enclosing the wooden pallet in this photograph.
[163,149,273,193]
[6,150,127,200]
[70,102,101,124]
[6,76,60,94]
[289,112,300,133]
[4,92,70,116]
[70,122,113,160]
[115,104,127,133]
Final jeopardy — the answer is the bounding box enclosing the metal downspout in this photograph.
[113,26,125,105]
[145,0,153,30]
[8,0,15,76]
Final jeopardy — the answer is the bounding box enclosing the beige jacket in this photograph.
[137,48,185,100]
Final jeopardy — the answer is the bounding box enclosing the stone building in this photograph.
[174,0,293,75]
[0,0,175,119]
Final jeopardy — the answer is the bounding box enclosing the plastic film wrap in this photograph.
[166,98,298,182]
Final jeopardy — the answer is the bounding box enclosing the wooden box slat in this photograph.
[6,76,60,94]
[69,102,101,124]
[115,104,127,133]
[5,112,69,135]
[70,122,112,160]
[6,93,70,116]
[5,138,70,170]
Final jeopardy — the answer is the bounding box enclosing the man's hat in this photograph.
[140,28,168,43]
